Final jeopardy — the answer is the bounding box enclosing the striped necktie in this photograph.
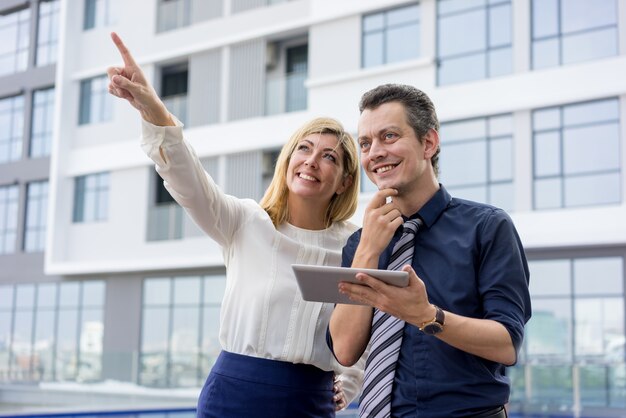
[359,218,423,418]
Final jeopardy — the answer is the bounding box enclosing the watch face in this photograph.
[422,322,444,335]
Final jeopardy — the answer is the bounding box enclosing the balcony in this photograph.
[265,70,307,116]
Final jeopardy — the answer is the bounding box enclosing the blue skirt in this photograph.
[197,351,336,418]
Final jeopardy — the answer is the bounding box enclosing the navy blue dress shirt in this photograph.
[340,185,531,418]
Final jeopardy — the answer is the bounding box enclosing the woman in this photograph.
[107,32,363,417]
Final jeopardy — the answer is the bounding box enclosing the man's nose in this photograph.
[368,140,385,160]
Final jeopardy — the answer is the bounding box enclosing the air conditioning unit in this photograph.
[266,42,279,70]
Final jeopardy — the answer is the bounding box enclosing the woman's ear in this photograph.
[336,174,353,195]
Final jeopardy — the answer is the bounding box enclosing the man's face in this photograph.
[357,102,429,195]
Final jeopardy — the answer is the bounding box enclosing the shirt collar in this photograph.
[407,184,451,228]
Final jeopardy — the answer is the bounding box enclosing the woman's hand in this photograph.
[333,375,347,411]
[107,32,174,126]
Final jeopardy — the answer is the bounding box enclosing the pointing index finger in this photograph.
[111,32,137,67]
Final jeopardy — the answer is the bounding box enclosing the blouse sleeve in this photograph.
[140,117,247,247]
[334,349,366,405]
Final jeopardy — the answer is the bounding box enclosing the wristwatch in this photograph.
[419,305,445,335]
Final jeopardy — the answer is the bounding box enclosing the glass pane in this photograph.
[534,132,561,177]
[361,165,378,193]
[140,307,169,386]
[201,306,221,374]
[575,298,623,360]
[574,257,623,295]
[532,38,560,69]
[386,24,420,64]
[440,141,487,186]
[144,278,170,305]
[57,309,78,380]
[0,285,14,309]
[529,259,571,296]
[438,9,486,57]
[564,172,621,207]
[562,28,618,66]
[532,0,558,38]
[440,118,486,142]
[527,298,573,360]
[387,4,419,26]
[528,365,574,407]
[82,281,105,307]
[609,364,626,407]
[15,284,35,308]
[363,13,384,32]
[439,0,486,15]
[59,282,80,308]
[203,276,226,304]
[447,185,487,204]
[489,4,511,47]
[78,309,103,381]
[535,177,562,209]
[561,0,617,33]
[563,123,620,175]
[563,98,619,126]
[438,53,486,85]
[34,309,55,381]
[170,306,200,387]
[173,277,201,305]
[488,47,512,77]
[489,137,512,181]
[579,364,610,407]
[363,32,383,68]
[534,108,560,130]
[489,114,512,136]
[489,182,514,212]
[37,283,57,309]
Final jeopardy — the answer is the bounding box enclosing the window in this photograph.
[265,41,309,115]
[30,87,55,158]
[24,180,48,252]
[285,44,308,112]
[0,7,30,76]
[157,0,191,32]
[147,172,182,241]
[36,0,60,66]
[79,75,112,125]
[262,149,280,192]
[531,0,618,70]
[440,114,514,212]
[509,255,625,411]
[140,274,226,387]
[361,165,377,194]
[362,3,420,68]
[437,0,512,85]
[0,95,25,163]
[0,281,105,382]
[533,98,621,209]
[161,64,188,125]
[0,184,19,254]
[84,0,113,30]
[73,172,109,222]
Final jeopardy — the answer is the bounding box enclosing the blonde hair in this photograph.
[260,117,360,228]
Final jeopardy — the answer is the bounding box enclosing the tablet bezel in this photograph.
[292,264,409,305]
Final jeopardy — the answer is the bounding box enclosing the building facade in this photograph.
[1,0,625,416]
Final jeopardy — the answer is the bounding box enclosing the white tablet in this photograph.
[292,264,409,305]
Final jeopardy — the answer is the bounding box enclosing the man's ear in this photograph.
[423,128,440,160]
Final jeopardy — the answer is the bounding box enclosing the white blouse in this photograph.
[141,119,363,402]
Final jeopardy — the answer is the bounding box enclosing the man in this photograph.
[328,84,531,418]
